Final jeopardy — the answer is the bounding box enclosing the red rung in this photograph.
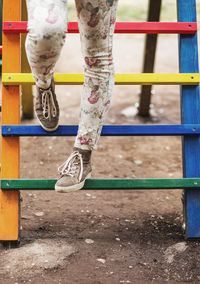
[3,21,197,34]
[0,46,2,55]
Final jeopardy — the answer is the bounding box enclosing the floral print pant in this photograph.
[25,0,118,150]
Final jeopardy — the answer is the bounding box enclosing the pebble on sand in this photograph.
[85,239,94,244]
[97,258,106,264]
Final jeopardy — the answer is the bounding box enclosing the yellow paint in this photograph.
[0,0,21,241]
[2,73,199,85]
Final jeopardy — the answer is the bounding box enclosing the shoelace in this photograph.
[41,88,57,120]
[58,151,83,182]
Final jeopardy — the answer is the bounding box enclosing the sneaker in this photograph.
[55,150,92,193]
[35,79,59,132]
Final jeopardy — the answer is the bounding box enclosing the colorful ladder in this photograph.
[0,0,2,73]
[1,0,200,243]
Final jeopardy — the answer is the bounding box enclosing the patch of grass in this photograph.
[117,5,147,22]
[67,1,200,24]
[67,3,77,21]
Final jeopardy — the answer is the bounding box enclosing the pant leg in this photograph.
[74,0,119,150]
[25,0,68,89]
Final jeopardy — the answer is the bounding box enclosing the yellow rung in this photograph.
[2,73,199,85]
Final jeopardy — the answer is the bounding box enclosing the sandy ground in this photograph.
[1,8,200,284]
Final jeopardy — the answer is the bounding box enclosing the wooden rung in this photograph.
[2,124,200,137]
[3,21,197,34]
[2,178,200,190]
[2,73,199,85]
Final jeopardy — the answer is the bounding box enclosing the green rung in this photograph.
[1,178,200,190]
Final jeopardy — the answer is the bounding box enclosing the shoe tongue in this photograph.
[73,148,91,162]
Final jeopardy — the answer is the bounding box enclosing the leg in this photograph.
[55,0,119,192]
[25,0,68,131]
[74,0,119,150]
[25,0,68,88]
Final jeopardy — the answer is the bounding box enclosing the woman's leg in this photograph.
[55,0,118,192]
[25,0,68,88]
[25,0,68,131]
[74,0,119,150]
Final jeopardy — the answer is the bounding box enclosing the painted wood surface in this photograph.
[0,0,2,73]
[2,178,200,190]
[0,0,20,241]
[3,21,197,34]
[177,0,200,238]
[2,124,200,136]
[2,73,199,85]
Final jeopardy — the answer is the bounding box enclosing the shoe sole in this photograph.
[55,172,92,193]
[35,111,59,132]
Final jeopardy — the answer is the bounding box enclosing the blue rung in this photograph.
[2,124,200,136]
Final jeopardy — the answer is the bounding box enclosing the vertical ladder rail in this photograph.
[177,0,200,238]
[0,0,2,73]
[0,0,21,242]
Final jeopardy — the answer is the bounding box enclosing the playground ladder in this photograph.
[1,0,200,244]
[0,0,2,73]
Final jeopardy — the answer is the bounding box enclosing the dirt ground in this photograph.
[1,20,200,284]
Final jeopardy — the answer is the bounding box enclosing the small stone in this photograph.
[34,212,44,217]
[21,216,30,220]
[85,239,94,244]
[117,154,123,159]
[115,238,120,241]
[129,266,133,269]
[134,160,143,165]
[97,258,106,264]
[165,146,171,151]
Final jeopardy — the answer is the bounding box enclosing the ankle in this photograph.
[73,147,92,162]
